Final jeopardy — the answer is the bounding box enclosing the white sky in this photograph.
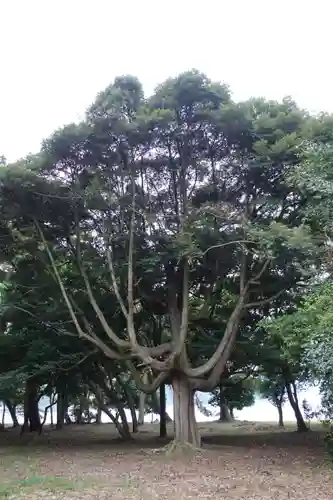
[1,0,332,162]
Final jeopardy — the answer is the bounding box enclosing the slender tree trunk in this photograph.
[4,400,19,427]
[95,407,102,424]
[1,402,5,426]
[89,382,131,440]
[230,408,235,420]
[285,382,308,432]
[277,403,284,427]
[101,405,129,438]
[172,375,200,447]
[159,383,167,438]
[117,404,131,438]
[129,403,138,433]
[50,396,54,426]
[151,390,172,422]
[42,406,49,426]
[119,381,138,433]
[138,391,145,425]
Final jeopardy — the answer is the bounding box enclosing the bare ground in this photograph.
[0,422,332,499]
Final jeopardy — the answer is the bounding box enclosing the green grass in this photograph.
[0,476,94,498]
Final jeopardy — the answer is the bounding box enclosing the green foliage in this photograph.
[256,377,286,407]
[0,69,331,443]
[209,376,256,413]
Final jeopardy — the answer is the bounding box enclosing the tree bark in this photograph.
[285,382,308,432]
[219,386,232,422]
[4,400,19,427]
[88,382,131,440]
[21,380,42,434]
[1,402,5,426]
[138,391,145,425]
[230,408,235,420]
[95,407,102,424]
[172,375,200,447]
[159,383,167,438]
[277,403,284,427]
[129,403,138,433]
[56,390,67,430]
[50,396,54,426]
[117,403,131,438]
[151,390,172,422]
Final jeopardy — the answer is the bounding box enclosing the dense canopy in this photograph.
[1,70,333,448]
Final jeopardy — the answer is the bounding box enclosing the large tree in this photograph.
[0,71,324,447]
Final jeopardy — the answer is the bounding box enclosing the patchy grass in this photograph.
[0,476,82,499]
[0,421,331,499]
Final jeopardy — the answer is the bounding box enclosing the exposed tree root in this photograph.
[164,439,200,456]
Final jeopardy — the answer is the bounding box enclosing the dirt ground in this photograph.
[0,422,332,499]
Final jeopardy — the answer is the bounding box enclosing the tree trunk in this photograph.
[230,408,235,420]
[56,390,67,430]
[21,380,41,434]
[100,404,129,438]
[76,393,87,424]
[95,407,102,424]
[42,405,49,426]
[151,390,172,422]
[4,400,19,427]
[172,375,200,447]
[1,402,5,426]
[119,380,138,433]
[117,404,131,438]
[159,383,167,438]
[65,413,72,424]
[89,382,131,440]
[50,399,54,426]
[128,403,138,433]
[285,382,308,432]
[219,386,232,422]
[277,403,284,427]
[138,391,145,425]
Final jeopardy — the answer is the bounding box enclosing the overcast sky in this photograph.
[1,0,331,162]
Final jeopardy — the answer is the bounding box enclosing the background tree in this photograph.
[257,377,286,427]
[209,375,256,421]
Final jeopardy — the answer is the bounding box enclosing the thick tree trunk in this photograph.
[21,380,41,434]
[219,403,232,422]
[138,391,145,425]
[277,403,284,427]
[172,376,200,447]
[4,400,19,427]
[218,386,232,422]
[159,383,167,438]
[285,382,308,432]
[56,390,67,430]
